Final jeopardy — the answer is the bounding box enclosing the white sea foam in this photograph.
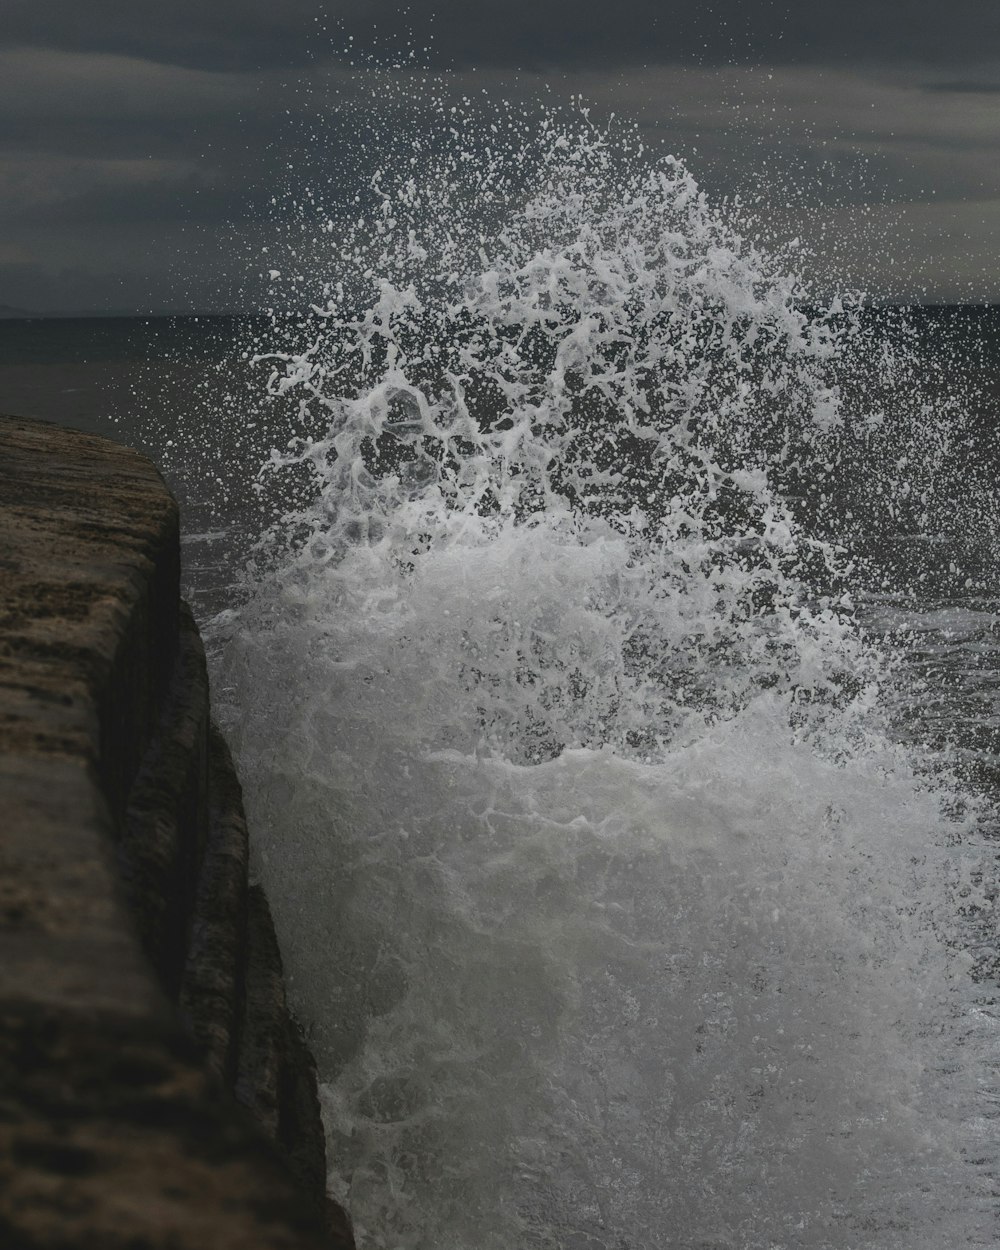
[209,91,1000,1248]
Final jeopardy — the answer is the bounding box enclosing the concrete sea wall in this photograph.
[0,413,354,1248]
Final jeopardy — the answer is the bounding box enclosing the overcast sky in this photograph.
[2,1,998,312]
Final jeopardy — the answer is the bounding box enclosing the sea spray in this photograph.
[208,94,1000,1248]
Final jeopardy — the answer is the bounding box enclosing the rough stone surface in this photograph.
[0,413,354,1249]
[178,723,249,1085]
[0,1007,333,1250]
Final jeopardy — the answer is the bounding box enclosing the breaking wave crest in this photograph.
[207,95,1000,1248]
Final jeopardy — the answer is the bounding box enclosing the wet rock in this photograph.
[0,413,353,1249]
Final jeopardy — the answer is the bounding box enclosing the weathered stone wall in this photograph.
[0,413,353,1248]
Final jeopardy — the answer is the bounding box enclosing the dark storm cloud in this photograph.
[0,169,242,228]
[0,47,257,157]
[328,1,1000,72]
[0,40,294,310]
[0,0,323,72]
[924,81,1000,94]
[3,0,999,72]
[0,2,997,309]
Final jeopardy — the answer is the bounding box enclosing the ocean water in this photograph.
[4,96,1000,1249]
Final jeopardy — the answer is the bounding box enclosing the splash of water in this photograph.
[210,94,1000,1248]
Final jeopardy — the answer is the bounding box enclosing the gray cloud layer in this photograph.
[5,0,1000,71]
[0,2,996,310]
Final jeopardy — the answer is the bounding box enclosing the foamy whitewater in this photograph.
[203,94,1000,1248]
